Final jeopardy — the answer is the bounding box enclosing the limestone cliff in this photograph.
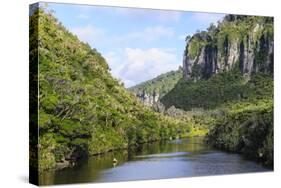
[128,68,183,106]
[135,90,159,106]
[183,15,273,81]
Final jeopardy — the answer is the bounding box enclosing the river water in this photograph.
[39,137,271,185]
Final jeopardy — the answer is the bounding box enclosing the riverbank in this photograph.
[41,125,207,173]
[39,137,270,185]
[206,99,273,167]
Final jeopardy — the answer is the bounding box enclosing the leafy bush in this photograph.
[206,100,273,167]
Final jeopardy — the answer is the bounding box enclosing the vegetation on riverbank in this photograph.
[30,7,273,174]
[206,100,273,167]
[160,70,273,167]
[30,8,194,172]
[159,14,274,167]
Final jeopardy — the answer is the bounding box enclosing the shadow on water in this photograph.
[39,137,271,185]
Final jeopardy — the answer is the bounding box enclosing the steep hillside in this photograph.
[161,15,274,167]
[128,68,182,106]
[30,9,191,172]
[183,15,273,81]
[162,15,273,111]
[162,71,273,110]
[124,15,274,167]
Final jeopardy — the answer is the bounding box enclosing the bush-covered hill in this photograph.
[158,15,273,167]
[161,71,273,110]
[128,67,183,99]
[159,70,273,168]
[162,15,273,111]
[30,9,192,172]
[160,70,273,167]
[183,15,273,81]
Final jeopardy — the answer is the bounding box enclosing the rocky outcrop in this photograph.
[135,90,159,106]
[128,68,183,106]
[183,16,273,81]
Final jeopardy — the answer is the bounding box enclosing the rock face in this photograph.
[135,90,159,106]
[183,15,273,81]
[128,68,183,106]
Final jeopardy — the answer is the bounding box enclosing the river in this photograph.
[39,137,271,185]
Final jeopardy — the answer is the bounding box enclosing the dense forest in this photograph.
[30,8,198,172]
[30,7,273,175]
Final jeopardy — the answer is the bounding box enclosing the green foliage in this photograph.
[184,15,273,78]
[128,68,183,98]
[30,9,273,172]
[216,16,273,52]
[206,100,273,167]
[161,71,273,110]
[30,8,192,172]
[39,134,57,171]
[188,33,209,59]
[161,68,273,167]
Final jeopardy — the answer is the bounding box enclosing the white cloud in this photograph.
[103,51,124,78]
[104,48,180,88]
[123,79,137,88]
[71,25,104,45]
[71,25,174,48]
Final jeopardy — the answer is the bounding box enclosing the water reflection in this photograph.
[39,137,271,185]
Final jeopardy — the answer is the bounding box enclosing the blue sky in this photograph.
[44,3,225,87]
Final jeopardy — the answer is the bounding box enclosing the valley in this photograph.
[30,6,273,185]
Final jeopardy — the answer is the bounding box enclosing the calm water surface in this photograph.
[39,137,271,185]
